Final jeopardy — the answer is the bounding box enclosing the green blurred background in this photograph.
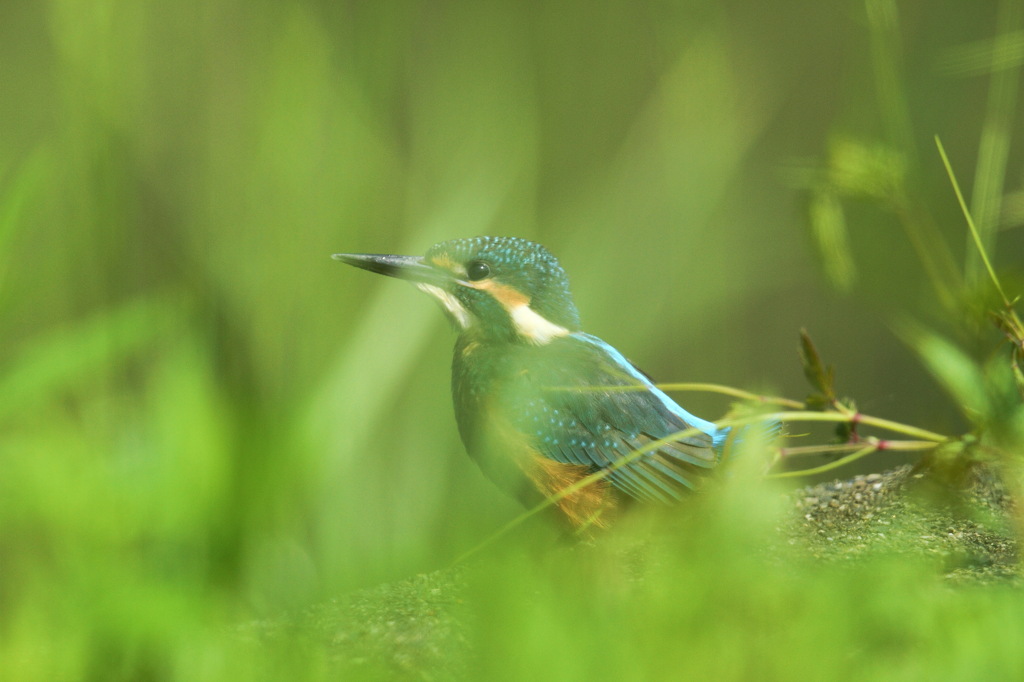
[2,0,1023,679]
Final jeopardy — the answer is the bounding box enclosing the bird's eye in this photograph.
[466,260,491,281]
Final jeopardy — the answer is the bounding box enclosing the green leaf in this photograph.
[0,146,50,288]
[938,28,1024,76]
[826,137,906,202]
[808,190,857,291]
[895,320,990,422]
[799,328,837,409]
[0,295,179,422]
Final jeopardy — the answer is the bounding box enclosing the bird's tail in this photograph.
[713,418,782,460]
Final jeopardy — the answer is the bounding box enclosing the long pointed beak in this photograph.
[331,252,451,286]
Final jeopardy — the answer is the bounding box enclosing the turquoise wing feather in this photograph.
[503,333,728,502]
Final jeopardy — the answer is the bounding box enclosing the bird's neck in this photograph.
[452,333,519,396]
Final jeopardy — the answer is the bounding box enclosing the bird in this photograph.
[334,236,755,531]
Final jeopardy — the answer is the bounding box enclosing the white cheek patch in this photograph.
[509,303,569,345]
[415,283,472,330]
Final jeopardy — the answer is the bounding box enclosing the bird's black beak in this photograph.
[332,252,451,287]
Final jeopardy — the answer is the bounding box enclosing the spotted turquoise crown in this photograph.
[425,236,582,338]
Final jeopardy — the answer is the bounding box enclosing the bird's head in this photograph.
[334,236,581,344]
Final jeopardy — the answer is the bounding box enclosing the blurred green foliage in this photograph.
[1,0,1023,680]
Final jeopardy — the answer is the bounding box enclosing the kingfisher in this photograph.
[334,236,747,531]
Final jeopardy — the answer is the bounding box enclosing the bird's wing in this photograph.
[505,334,725,502]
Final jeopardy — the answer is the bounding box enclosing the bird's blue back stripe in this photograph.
[572,334,721,439]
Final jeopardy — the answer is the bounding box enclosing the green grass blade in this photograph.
[935,135,1010,306]
[895,319,991,422]
[965,0,1023,287]
[0,146,50,294]
[0,295,179,422]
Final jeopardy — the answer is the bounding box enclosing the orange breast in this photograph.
[471,404,618,532]
[521,455,617,531]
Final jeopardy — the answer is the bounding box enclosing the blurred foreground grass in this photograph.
[240,465,1022,681]
[2,0,1024,680]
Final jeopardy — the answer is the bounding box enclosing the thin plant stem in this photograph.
[769,410,948,442]
[654,382,804,409]
[767,445,880,479]
[780,439,939,458]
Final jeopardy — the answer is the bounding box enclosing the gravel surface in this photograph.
[784,465,1018,584]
